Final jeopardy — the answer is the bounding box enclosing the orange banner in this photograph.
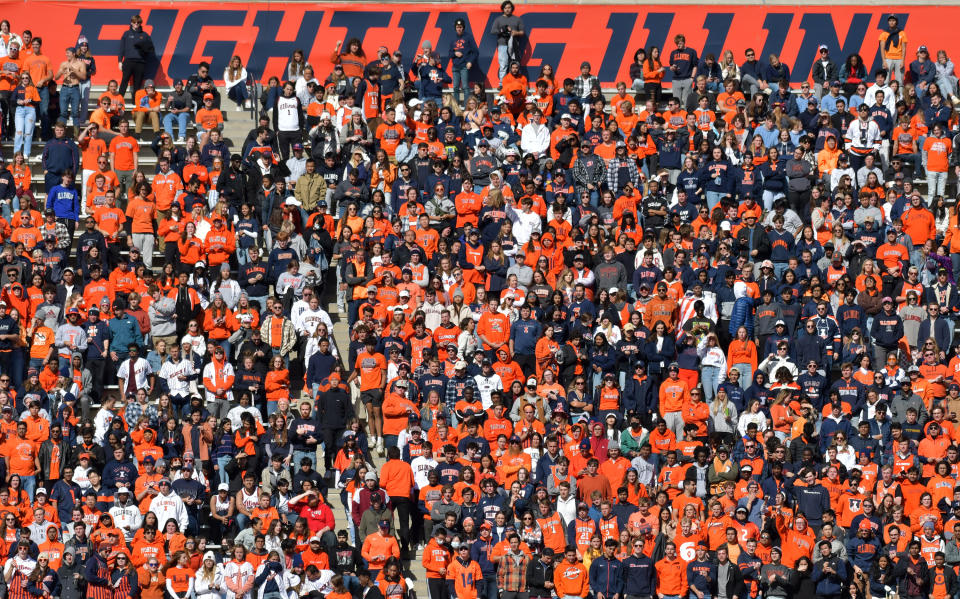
[0,3,945,87]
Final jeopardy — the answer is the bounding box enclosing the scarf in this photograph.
[884,27,902,51]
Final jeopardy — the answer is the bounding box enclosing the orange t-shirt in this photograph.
[0,55,22,91]
[109,135,140,171]
[29,326,55,360]
[375,122,405,157]
[80,137,108,171]
[354,350,386,391]
[477,312,510,350]
[196,108,223,132]
[24,54,51,86]
[923,136,952,173]
[93,205,127,241]
[3,437,36,476]
[125,198,156,234]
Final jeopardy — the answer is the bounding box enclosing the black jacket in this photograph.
[526,557,556,598]
[118,27,154,63]
[318,387,355,430]
[927,565,958,599]
[712,559,746,598]
[811,59,839,85]
[736,224,771,260]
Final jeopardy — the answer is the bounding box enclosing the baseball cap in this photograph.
[203,93,214,101]
[526,377,538,387]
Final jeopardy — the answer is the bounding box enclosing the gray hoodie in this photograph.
[148,294,177,338]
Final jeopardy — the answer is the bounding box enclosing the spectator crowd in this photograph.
[0,5,960,599]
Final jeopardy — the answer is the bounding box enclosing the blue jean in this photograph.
[927,170,947,201]
[235,513,250,531]
[59,85,81,127]
[227,83,249,106]
[293,449,315,470]
[163,111,189,139]
[701,365,721,403]
[215,455,231,485]
[14,106,35,156]
[79,80,91,124]
[733,363,753,389]
[20,475,35,501]
[773,262,788,280]
[481,575,497,599]
[762,190,784,212]
[497,44,510,81]
[706,191,725,212]
[247,295,268,314]
[37,86,49,136]
[452,66,469,105]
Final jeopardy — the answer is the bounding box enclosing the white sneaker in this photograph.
[177,137,186,144]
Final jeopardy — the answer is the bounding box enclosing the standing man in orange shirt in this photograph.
[655,541,688,598]
[659,363,690,440]
[125,185,156,268]
[477,296,511,357]
[347,336,387,455]
[924,123,952,202]
[879,15,908,82]
[108,119,139,206]
[4,421,37,499]
[23,38,51,139]
[77,123,108,200]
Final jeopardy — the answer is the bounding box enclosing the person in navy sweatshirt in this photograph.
[40,120,80,193]
[767,215,796,280]
[447,19,479,107]
[735,152,764,199]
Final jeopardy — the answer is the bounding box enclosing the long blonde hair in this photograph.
[228,55,244,81]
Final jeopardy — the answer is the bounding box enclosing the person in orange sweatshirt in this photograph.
[379,446,415,557]
[655,541,688,597]
[381,382,419,444]
[361,520,401,576]
[203,216,236,268]
[554,545,589,598]
[137,556,166,599]
[659,363,690,440]
[422,526,452,599]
